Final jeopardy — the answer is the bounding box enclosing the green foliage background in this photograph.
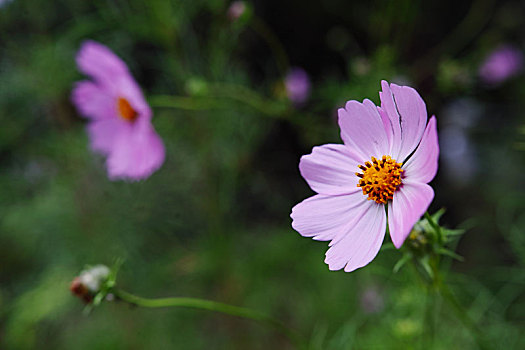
[1,0,525,349]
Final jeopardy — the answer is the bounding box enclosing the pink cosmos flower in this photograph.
[479,45,524,85]
[291,80,439,272]
[72,40,165,181]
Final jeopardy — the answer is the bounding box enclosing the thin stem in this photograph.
[113,289,305,349]
[410,238,491,349]
[207,82,288,117]
[149,84,288,118]
[411,0,497,82]
[427,258,491,349]
[249,16,290,75]
[437,281,492,350]
[423,288,436,349]
[148,84,330,132]
[149,95,231,111]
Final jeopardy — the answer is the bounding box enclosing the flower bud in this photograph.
[70,277,92,303]
[70,265,110,303]
[406,227,429,252]
[185,77,208,96]
[479,44,523,85]
[285,67,311,106]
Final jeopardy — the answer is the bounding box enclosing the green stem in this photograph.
[427,259,491,349]
[149,84,288,118]
[149,95,231,111]
[148,84,330,132]
[113,289,305,349]
[249,16,290,75]
[411,238,491,349]
[423,288,436,349]
[149,91,325,131]
[437,281,492,350]
[207,82,288,117]
[411,0,497,82]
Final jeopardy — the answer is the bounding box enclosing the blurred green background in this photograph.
[1,0,525,349]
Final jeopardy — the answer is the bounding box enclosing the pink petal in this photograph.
[379,81,427,162]
[291,192,369,242]
[324,201,386,272]
[75,41,151,120]
[377,106,393,151]
[379,81,402,158]
[86,118,126,155]
[76,40,129,91]
[106,120,165,181]
[338,99,390,161]
[403,116,439,184]
[116,79,152,120]
[299,144,362,195]
[71,81,116,120]
[388,182,434,248]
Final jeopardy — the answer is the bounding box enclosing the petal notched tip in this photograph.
[380,79,390,91]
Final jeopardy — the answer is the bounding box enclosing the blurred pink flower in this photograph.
[72,41,165,181]
[291,81,439,272]
[479,45,523,85]
[227,1,246,21]
[285,67,310,106]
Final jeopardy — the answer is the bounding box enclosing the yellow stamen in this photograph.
[117,97,138,122]
[355,155,403,204]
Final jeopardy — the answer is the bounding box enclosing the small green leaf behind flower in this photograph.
[392,209,466,280]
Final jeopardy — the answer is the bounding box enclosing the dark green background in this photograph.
[1,0,524,348]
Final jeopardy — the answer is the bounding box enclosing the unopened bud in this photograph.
[80,265,110,292]
[70,265,110,303]
[406,228,428,251]
[70,277,93,303]
[185,77,208,96]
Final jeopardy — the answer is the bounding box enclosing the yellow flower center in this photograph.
[117,97,138,122]
[356,155,403,204]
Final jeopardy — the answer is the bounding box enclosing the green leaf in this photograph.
[431,208,446,224]
[437,248,465,261]
[444,228,466,237]
[419,257,434,279]
[393,253,412,273]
